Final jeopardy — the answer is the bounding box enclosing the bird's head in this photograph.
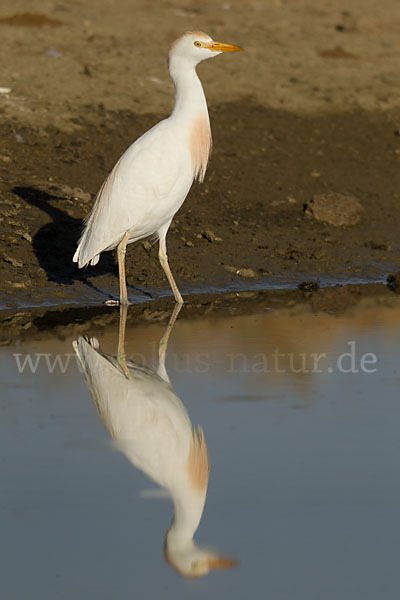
[164,540,238,578]
[168,31,243,67]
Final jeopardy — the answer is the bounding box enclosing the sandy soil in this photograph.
[0,0,400,309]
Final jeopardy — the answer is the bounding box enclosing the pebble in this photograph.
[8,281,26,288]
[305,192,363,226]
[224,265,257,278]
[15,230,32,242]
[236,268,257,278]
[3,255,23,268]
[202,230,216,242]
[387,273,400,293]
[224,265,237,274]
[298,280,320,292]
[142,240,152,252]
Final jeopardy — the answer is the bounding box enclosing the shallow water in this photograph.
[1,300,400,598]
[0,269,389,311]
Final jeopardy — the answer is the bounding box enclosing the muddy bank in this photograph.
[1,0,400,309]
[1,104,400,309]
[1,282,399,345]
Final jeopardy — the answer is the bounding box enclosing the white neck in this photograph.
[169,57,209,123]
[166,486,207,549]
[168,56,212,182]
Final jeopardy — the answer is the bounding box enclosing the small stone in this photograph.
[224,265,237,274]
[202,230,216,242]
[236,268,257,278]
[9,281,26,288]
[387,273,400,293]
[3,255,23,268]
[298,280,320,292]
[142,240,152,252]
[305,192,363,226]
[15,230,32,242]
[185,240,193,247]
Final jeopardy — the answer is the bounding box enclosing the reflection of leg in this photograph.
[158,232,184,305]
[157,303,182,382]
[117,231,131,306]
[117,304,129,377]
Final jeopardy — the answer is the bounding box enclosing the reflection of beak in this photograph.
[207,556,238,570]
[206,41,243,52]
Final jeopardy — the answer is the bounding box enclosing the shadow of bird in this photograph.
[13,185,116,286]
[14,185,153,301]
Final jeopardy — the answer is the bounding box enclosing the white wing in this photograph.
[73,337,193,487]
[73,118,193,267]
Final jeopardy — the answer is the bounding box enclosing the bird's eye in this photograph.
[194,41,202,47]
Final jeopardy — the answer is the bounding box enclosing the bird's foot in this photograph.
[105,298,131,306]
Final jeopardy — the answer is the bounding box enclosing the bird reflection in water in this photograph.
[73,305,237,577]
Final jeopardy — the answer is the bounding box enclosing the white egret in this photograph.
[73,305,237,577]
[73,31,243,305]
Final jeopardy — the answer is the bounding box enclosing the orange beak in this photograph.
[207,556,239,570]
[206,41,243,52]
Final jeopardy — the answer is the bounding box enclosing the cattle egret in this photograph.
[73,305,237,577]
[73,31,243,305]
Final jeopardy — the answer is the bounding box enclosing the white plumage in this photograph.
[73,306,237,577]
[73,31,242,305]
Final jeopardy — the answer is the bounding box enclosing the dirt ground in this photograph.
[0,0,400,309]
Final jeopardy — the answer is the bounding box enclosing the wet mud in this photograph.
[1,282,399,345]
[0,1,400,312]
[1,104,400,309]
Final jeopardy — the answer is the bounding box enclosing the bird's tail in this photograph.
[73,235,100,267]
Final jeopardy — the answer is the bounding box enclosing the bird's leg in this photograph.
[157,303,182,382]
[158,236,184,304]
[117,231,131,306]
[117,303,129,378]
